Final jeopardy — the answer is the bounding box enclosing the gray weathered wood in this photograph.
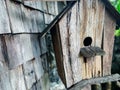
[20,5,45,33]
[69,74,120,90]
[30,35,41,58]
[39,37,48,55]
[33,57,44,81]
[10,65,26,90]
[23,60,36,89]
[23,1,43,10]
[47,1,58,15]
[67,3,82,84]
[0,36,6,62]
[5,34,34,69]
[0,72,12,90]
[44,14,54,24]
[6,0,45,33]
[58,13,74,87]
[0,0,11,34]
[80,46,105,58]
[6,0,25,33]
[103,10,116,76]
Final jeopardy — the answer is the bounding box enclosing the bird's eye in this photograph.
[83,37,92,46]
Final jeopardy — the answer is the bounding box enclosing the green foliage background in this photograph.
[110,0,120,36]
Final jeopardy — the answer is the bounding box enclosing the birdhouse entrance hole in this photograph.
[83,37,92,46]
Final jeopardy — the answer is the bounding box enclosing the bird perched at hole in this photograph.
[80,46,105,58]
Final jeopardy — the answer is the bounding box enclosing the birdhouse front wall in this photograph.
[52,0,116,88]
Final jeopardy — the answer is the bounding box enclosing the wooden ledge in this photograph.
[68,74,120,90]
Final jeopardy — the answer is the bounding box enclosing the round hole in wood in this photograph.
[83,37,92,46]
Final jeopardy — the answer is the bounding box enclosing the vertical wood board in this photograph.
[0,0,11,33]
[67,3,82,83]
[30,35,41,58]
[58,14,74,87]
[103,11,116,76]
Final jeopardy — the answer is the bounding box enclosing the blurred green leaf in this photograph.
[110,0,120,36]
[115,29,120,36]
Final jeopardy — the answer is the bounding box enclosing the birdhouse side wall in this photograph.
[52,0,116,88]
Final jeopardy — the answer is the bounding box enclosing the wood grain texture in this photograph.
[67,3,82,84]
[5,34,34,69]
[93,0,105,78]
[103,11,116,76]
[30,35,41,58]
[23,60,36,89]
[33,57,44,81]
[5,0,25,33]
[44,14,54,24]
[54,0,114,88]
[24,1,43,10]
[0,72,12,90]
[58,14,74,87]
[5,0,45,33]
[10,65,26,90]
[0,0,11,34]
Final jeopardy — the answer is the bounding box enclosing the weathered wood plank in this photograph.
[0,0,11,34]
[68,3,82,83]
[5,0,25,33]
[30,35,41,58]
[0,72,12,90]
[103,11,116,76]
[5,34,34,69]
[93,0,105,77]
[55,0,112,88]
[47,1,58,15]
[44,14,54,24]
[0,36,7,62]
[10,65,26,90]
[23,60,36,89]
[33,57,44,81]
[6,0,45,33]
[58,14,74,87]
[39,37,48,55]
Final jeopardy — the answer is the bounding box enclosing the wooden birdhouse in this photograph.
[50,0,118,88]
